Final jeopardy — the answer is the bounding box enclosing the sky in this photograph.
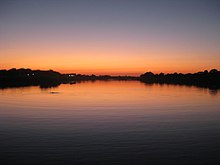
[0,0,220,75]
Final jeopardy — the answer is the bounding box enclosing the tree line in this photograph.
[0,68,219,89]
[140,69,220,89]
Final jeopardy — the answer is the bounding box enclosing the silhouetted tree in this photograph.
[140,69,220,89]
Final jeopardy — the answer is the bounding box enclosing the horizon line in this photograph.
[1,67,219,77]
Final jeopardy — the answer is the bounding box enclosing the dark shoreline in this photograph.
[0,68,220,90]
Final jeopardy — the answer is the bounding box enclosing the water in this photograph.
[0,80,220,165]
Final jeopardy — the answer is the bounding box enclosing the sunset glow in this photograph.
[1,0,220,75]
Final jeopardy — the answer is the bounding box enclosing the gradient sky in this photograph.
[0,0,220,75]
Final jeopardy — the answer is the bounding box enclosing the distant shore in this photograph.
[0,68,219,89]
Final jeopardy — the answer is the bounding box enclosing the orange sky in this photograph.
[1,42,219,75]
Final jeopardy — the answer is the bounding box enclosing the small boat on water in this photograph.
[69,81,76,85]
[50,91,60,94]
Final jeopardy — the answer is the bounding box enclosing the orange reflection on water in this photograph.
[0,81,219,122]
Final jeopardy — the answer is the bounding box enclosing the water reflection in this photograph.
[209,89,219,96]
[0,81,220,164]
[1,80,219,97]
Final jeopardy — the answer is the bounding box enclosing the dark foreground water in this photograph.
[0,80,220,165]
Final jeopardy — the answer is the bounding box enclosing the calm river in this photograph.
[0,80,220,164]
